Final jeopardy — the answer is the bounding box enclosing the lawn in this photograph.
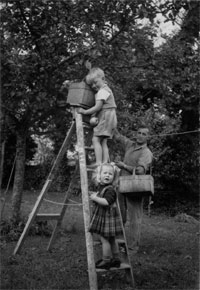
[0,190,199,290]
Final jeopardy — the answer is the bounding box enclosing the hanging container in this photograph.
[118,168,154,197]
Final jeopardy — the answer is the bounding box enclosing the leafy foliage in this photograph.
[1,0,199,214]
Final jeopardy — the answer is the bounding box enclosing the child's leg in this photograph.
[100,236,112,260]
[110,237,121,267]
[95,236,112,268]
[110,237,120,260]
[92,136,102,165]
[101,138,109,163]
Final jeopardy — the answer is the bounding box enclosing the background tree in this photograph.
[1,0,199,222]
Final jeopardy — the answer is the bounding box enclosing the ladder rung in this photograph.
[87,168,96,172]
[35,213,61,221]
[116,238,125,244]
[96,263,131,273]
[84,146,94,151]
[82,122,91,128]
[93,240,101,246]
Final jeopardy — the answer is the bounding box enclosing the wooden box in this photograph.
[67,81,95,108]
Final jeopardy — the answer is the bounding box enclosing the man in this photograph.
[114,125,153,253]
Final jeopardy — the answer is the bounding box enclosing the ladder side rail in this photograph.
[47,163,80,251]
[75,110,98,290]
[13,121,76,255]
[47,121,76,181]
[116,197,135,288]
[13,180,52,255]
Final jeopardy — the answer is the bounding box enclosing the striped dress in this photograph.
[89,185,123,238]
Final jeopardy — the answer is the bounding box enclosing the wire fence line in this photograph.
[149,129,199,138]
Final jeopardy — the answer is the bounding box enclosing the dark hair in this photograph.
[137,123,150,132]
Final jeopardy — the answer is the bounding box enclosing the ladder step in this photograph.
[87,168,96,172]
[35,213,61,221]
[84,146,94,151]
[82,122,91,128]
[116,238,125,244]
[93,240,101,246]
[96,263,131,273]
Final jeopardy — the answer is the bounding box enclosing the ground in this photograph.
[0,190,199,290]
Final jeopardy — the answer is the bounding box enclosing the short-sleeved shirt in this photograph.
[93,84,117,138]
[115,133,153,175]
[95,84,117,109]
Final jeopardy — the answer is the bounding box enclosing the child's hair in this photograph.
[94,163,120,188]
[86,67,105,85]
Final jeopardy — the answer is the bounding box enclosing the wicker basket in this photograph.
[118,169,154,196]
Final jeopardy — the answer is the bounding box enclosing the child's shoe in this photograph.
[95,259,102,266]
[96,260,111,269]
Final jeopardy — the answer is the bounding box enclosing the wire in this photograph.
[43,198,82,206]
[149,129,199,138]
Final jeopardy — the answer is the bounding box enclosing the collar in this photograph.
[101,84,108,89]
[132,143,148,152]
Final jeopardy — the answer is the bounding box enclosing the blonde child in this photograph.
[89,163,122,269]
[79,68,117,167]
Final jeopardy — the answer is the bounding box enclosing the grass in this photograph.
[0,190,199,290]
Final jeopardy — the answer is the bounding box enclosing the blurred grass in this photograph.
[0,190,199,290]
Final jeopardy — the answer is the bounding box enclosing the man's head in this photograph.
[136,125,150,145]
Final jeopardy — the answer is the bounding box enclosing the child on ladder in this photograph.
[89,163,122,269]
[78,67,117,167]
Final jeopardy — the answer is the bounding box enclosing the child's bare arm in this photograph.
[90,192,109,206]
[78,100,103,115]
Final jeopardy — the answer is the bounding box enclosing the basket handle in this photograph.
[132,167,136,177]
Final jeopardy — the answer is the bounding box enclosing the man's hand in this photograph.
[115,161,126,169]
[135,166,145,175]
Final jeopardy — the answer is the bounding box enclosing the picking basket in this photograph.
[118,168,154,197]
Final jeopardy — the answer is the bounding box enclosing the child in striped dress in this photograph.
[89,163,122,269]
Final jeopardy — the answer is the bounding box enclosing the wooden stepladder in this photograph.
[13,108,135,290]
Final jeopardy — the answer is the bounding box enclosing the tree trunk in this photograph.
[0,98,6,191]
[0,140,5,190]
[11,132,26,222]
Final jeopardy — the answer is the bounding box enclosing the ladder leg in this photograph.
[13,121,76,255]
[117,198,135,288]
[47,218,62,251]
[13,180,52,255]
[47,163,80,251]
[75,110,98,290]
[47,121,76,181]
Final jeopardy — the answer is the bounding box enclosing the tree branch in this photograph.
[16,0,42,56]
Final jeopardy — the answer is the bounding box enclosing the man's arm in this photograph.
[113,129,133,149]
[116,162,146,174]
[137,148,153,174]
[115,161,134,173]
